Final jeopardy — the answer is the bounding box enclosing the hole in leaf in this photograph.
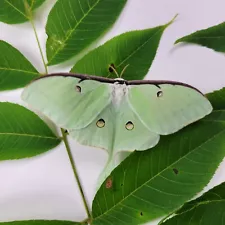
[173,168,179,175]
[109,63,115,73]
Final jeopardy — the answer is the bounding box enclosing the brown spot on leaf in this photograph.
[173,168,179,175]
[106,177,113,189]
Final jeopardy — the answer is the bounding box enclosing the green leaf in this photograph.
[207,87,225,110]
[92,109,225,224]
[71,17,176,80]
[0,221,84,225]
[160,182,225,225]
[175,21,225,53]
[0,102,61,160]
[0,0,46,24]
[46,0,127,66]
[177,181,225,214]
[0,41,39,91]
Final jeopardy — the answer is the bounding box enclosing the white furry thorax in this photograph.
[111,79,129,107]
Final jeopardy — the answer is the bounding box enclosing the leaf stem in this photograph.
[61,129,91,219]
[30,17,92,221]
[81,218,91,224]
[30,18,48,74]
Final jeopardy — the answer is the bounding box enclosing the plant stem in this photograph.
[30,17,92,221]
[61,129,92,219]
[30,19,48,74]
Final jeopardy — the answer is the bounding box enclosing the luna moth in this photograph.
[21,73,213,184]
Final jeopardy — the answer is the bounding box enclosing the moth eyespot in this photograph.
[125,121,134,130]
[157,90,163,97]
[75,85,81,93]
[96,119,105,128]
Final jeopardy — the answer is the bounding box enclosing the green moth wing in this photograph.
[22,73,213,187]
[128,84,213,135]
[70,97,160,187]
[22,76,111,129]
[22,74,212,151]
[70,98,159,154]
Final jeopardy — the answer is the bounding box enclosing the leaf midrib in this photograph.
[180,36,225,40]
[0,132,59,140]
[117,26,166,68]
[176,199,225,218]
[190,199,225,209]
[48,0,102,63]
[94,113,225,220]
[5,0,28,19]
[0,67,39,75]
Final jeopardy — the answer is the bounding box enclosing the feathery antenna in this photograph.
[120,64,129,78]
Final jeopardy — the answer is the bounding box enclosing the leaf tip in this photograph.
[174,38,181,45]
[168,13,179,26]
[172,13,179,22]
[174,36,188,45]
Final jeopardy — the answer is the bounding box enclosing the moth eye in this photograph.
[96,119,105,128]
[157,90,163,97]
[125,121,134,130]
[75,85,81,93]
[109,63,115,73]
